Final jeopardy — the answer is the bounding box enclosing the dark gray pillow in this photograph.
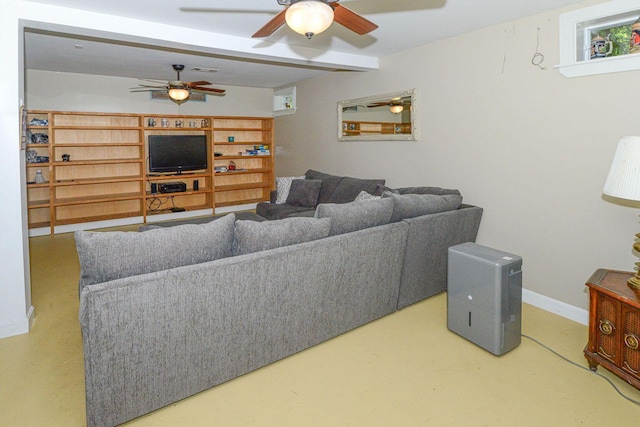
[75,213,235,290]
[286,179,322,207]
[314,197,394,236]
[232,217,331,256]
[382,192,463,222]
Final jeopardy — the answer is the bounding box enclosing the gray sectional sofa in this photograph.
[77,175,483,427]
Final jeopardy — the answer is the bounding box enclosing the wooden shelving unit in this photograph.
[25,110,274,233]
[212,117,274,208]
[342,120,411,135]
[25,111,52,230]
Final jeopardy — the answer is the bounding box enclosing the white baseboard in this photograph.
[0,305,35,339]
[522,288,588,325]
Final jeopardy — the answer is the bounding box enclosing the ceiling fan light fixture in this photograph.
[285,0,334,39]
[389,104,404,114]
[168,87,190,104]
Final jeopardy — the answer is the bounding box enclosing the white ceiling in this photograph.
[23,0,587,88]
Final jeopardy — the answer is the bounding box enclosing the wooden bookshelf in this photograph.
[25,110,274,233]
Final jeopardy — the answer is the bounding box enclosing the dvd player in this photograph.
[158,182,187,193]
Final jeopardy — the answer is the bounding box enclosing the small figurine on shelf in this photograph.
[228,161,236,171]
[34,169,46,184]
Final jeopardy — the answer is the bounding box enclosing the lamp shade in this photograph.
[603,136,640,201]
[168,87,190,104]
[389,104,404,114]
[285,0,334,38]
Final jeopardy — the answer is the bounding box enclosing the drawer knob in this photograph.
[599,320,614,335]
[625,334,639,350]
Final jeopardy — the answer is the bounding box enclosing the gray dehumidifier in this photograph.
[447,242,522,355]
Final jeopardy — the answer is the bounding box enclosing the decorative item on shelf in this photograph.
[161,119,169,128]
[228,161,236,171]
[201,119,209,128]
[189,120,197,128]
[61,154,70,162]
[26,149,38,163]
[603,135,640,289]
[228,136,234,142]
[30,133,48,144]
[632,17,640,54]
[28,118,48,126]
[175,120,183,128]
[34,169,46,184]
[591,34,613,59]
[148,118,156,127]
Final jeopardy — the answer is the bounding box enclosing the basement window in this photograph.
[558,0,640,77]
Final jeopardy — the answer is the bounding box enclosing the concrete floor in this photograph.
[1,230,639,426]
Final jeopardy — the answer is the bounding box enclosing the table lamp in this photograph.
[603,135,640,289]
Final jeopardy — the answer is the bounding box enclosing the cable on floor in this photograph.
[522,333,640,406]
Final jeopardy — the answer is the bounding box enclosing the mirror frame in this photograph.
[337,89,418,142]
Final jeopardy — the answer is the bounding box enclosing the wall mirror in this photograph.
[338,89,417,141]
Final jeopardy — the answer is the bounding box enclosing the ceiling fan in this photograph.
[182,0,377,40]
[367,96,411,114]
[130,64,226,105]
[253,0,378,39]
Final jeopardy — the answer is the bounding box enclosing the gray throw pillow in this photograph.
[314,197,394,236]
[382,192,462,222]
[75,213,235,290]
[232,217,331,256]
[275,175,305,204]
[286,179,322,207]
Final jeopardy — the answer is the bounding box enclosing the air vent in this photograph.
[191,67,219,73]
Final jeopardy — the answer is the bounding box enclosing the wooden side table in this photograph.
[585,269,640,390]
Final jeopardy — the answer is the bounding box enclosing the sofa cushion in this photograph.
[394,186,461,196]
[304,169,344,204]
[75,213,235,289]
[275,175,305,204]
[328,176,386,204]
[285,179,322,207]
[315,197,394,236]
[382,192,463,222]
[255,202,315,220]
[232,217,331,256]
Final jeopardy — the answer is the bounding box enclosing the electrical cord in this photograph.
[522,333,640,406]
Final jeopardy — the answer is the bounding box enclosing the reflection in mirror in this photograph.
[338,89,417,141]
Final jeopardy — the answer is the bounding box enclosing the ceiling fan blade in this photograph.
[181,7,277,14]
[331,3,378,35]
[129,89,165,92]
[191,86,226,94]
[133,84,168,89]
[137,78,170,84]
[252,9,287,38]
[184,81,212,87]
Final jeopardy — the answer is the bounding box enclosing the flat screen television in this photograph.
[148,134,208,174]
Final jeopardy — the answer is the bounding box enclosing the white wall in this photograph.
[0,2,33,339]
[26,71,273,116]
[275,2,638,313]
